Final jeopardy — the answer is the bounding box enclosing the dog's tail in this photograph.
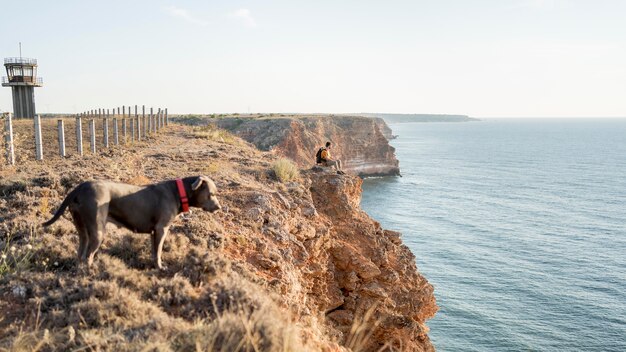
[42,185,81,227]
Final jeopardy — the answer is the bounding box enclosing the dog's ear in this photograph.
[191,177,204,190]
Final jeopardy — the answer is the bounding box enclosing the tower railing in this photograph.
[2,76,43,84]
[4,57,38,65]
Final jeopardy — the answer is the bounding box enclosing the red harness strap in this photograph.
[175,178,189,213]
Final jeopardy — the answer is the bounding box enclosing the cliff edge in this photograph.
[0,123,435,351]
[211,115,400,177]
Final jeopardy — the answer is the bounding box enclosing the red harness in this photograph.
[175,178,189,213]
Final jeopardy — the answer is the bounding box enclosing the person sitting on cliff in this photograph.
[316,141,345,174]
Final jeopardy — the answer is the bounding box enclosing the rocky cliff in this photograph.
[0,122,436,351]
[213,115,400,177]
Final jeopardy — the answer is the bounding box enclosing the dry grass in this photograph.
[173,306,305,352]
[0,231,38,277]
[192,125,239,145]
[272,158,299,183]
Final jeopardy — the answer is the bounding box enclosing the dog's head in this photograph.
[191,176,221,213]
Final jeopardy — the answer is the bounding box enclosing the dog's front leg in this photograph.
[153,225,170,270]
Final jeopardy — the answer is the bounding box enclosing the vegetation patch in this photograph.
[272,158,299,183]
[191,125,240,145]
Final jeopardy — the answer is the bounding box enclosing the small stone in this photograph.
[327,309,354,326]
[302,207,317,217]
[360,282,388,298]
[12,285,26,298]
[384,230,402,245]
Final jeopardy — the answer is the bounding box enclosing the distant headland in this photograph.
[359,113,480,123]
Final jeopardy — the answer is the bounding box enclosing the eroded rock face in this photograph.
[217,116,400,177]
[308,169,438,351]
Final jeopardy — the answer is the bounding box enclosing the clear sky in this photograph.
[1,0,624,117]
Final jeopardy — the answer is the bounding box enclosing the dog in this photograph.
[42,176,221,269]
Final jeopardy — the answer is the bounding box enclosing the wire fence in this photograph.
[1,106,168,165]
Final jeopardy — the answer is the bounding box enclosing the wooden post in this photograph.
[165,108,168,126]
[57,120,66,157]
[103,118,109,148]
[113,118,119,145]
[156,108,161,131]
[89,119,96,153]
[117,107,120,116]
[76,115,83,156]
[4,113,15,165]
[34,114,43,160]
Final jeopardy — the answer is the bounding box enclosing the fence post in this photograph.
[103,117,109,148]
[34,114,43,160]
[135,105,141,141]
[89,119,96,153]
[142,105,146,137]
[76,115,83,156]
[130,113,135,142]
[4,113,15,165]
[57,119,66,157]
[156,108,161,132]
[122,118,127,143]
[113,118,119,145]
[165,108,168,126]
[149,107,153,134]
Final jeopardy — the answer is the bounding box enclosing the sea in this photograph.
[360,119,626,352]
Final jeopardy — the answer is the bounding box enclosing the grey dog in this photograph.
[42,176,221,269]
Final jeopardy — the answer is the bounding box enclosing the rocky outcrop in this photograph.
[216,115,400,177]
[307,169,437,351]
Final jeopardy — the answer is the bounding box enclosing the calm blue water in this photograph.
[360,119,626,352]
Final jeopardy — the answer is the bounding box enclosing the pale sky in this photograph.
[1,0,624,117]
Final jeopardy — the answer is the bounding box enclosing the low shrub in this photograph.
[272,158,299,183]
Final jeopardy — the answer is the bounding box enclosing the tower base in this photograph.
[12,86,36,118]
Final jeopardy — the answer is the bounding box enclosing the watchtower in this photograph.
[2,55,43,118]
